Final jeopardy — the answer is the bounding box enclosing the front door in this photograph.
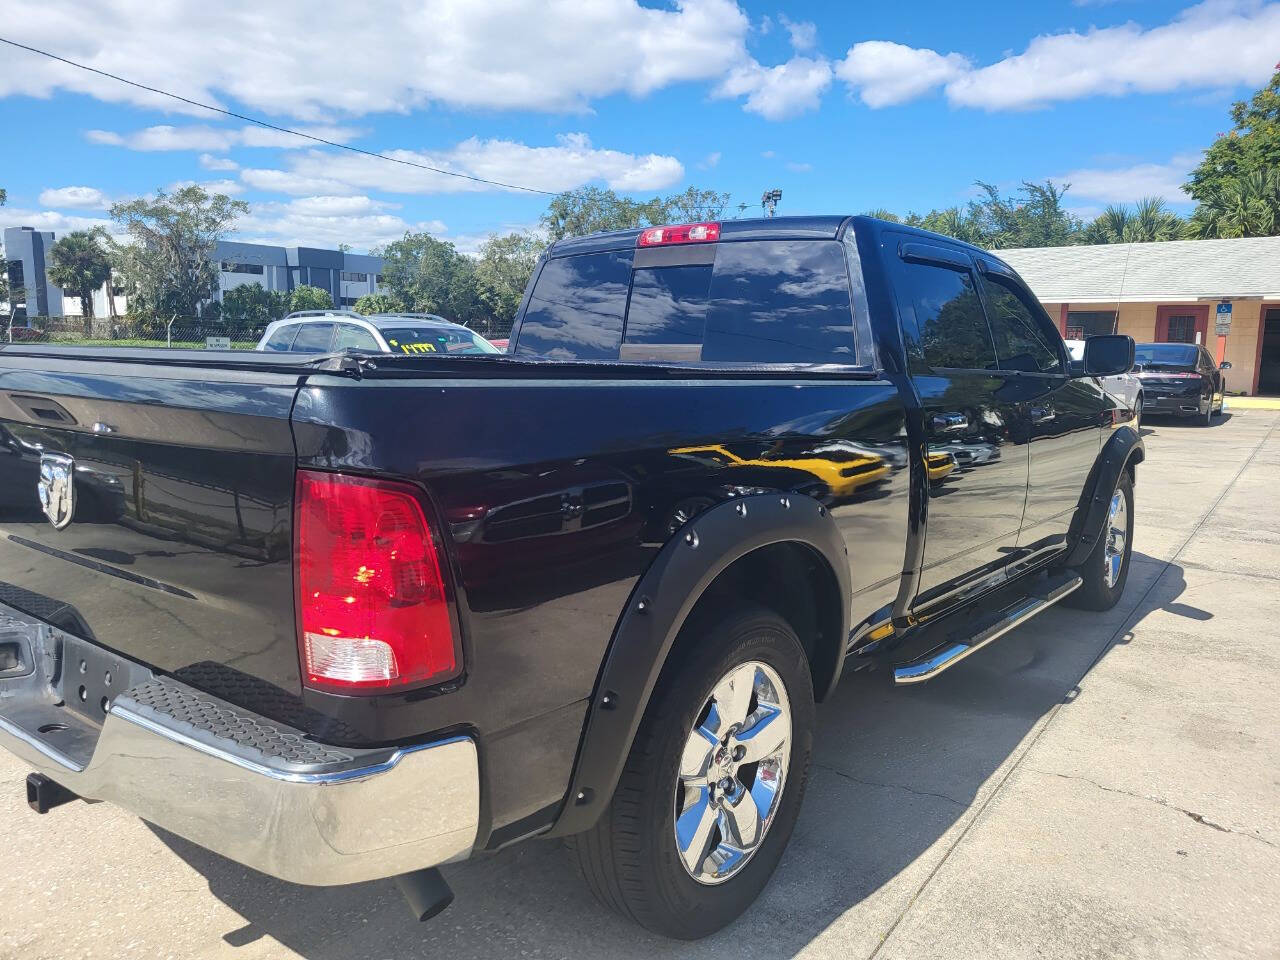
[891,241,1029,611]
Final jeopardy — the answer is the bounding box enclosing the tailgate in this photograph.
[0,355,302,697]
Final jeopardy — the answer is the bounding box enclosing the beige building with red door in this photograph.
[999,236,1280,396]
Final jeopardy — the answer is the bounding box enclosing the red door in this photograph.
[1155,304,1209,345]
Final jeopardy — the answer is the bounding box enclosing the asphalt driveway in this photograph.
[2,409,1277,959]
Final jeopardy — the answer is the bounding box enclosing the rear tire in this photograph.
[573,607,814,939]
[1067,470,1134,610]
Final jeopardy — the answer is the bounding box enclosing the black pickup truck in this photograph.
[0,216,1140,939]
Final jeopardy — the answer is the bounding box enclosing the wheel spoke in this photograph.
[679,725,718,781]
[675,787,718,874]
[720,784,763,848]
[733,702,790,764]
[711,662,757,730]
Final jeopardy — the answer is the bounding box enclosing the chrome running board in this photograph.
[894,573,1083,685]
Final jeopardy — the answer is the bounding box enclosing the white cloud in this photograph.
[698,151,722,169]
[241,133,684,197]
[37,186,111,209]
[200,153,239,171]
[836,1,1280,111]
[785,161,813,173]
[835,41,969,107]
[778,14,818,51]
[716,56,833,119]
[1058,154,1199,205]
[4,0,759,119]
[0,207,113,235]
[165,178,246,196]
[232,196,445,253]
[86,123,360,152]
[949,1,1280,110]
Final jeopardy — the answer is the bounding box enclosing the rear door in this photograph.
[890,241,1029,610]
[975,259,1106,562]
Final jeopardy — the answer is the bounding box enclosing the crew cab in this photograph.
[0,216,1140,940]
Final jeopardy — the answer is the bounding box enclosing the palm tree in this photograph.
[1187,169,1280,239]
[1081,197,1184,244]
[46,228,113,328]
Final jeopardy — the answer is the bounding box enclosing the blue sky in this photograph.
[2,0,1278,253]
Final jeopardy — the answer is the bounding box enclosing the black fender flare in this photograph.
[1063,425,1145,567]
[548,492,851,837]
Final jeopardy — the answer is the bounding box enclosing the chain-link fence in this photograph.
[3,315,265,349]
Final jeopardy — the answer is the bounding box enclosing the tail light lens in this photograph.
[637,222,720,247]
[295,470,459,692]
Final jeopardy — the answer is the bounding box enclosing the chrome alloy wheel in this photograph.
[674,660,792,885]
[1103,490,1128,589]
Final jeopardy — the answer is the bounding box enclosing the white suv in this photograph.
[256,310,501,355]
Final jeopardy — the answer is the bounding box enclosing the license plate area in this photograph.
[60,636,151,725]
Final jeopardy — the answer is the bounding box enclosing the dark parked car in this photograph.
[1134,341,1230,424]
[0,216,1140,939]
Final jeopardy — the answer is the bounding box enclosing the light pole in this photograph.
[761,189,782,218]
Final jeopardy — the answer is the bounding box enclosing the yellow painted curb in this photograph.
[1224,396,1280,410]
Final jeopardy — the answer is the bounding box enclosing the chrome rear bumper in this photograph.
[0,605,479,886]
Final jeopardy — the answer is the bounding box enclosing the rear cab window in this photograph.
[515,237,864,367]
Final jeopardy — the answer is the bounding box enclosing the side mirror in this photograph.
[1220,360,1233,370]
[1082,335,1134,378]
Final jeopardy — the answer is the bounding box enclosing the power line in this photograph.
[0,35,564,197]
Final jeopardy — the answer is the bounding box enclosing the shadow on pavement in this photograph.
[152,552,1193,960]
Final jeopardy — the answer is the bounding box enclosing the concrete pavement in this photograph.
[1,410,1277,959]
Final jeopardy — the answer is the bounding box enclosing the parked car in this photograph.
[255,309,502,355]
[1066,338,1142,422]
[1133,341,1230,425]
[0,216,1140,940]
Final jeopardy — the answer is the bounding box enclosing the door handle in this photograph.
[931,413,969,434]
[1029,406,1055,424]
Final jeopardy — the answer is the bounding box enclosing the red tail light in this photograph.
[637,222,720,247]
[295,470,458,692]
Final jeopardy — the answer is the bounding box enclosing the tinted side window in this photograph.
[515,251,632,360]
[979,274,1062,373]
[620,264,712,362]
[702,240,855,364]
[334,323,381,352]
[289,322,335,352]
[901,262,997,371]
[262,325,298,351]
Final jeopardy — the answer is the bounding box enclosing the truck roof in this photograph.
[545,214,996,260]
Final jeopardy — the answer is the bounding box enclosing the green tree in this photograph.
[651,186,731,223]
[904,207,987,245]
[1082,197,1186,244]
[378,232,480,323]
[0,187,7,307]
[222,282,290,322]
[475,232,545,330]
[540,187,650,240]
[289,284,334,312]
[353,292,405,315]
[859,208,901,223]
[1186,168,1280,238]
[1185,68,1280,205]
[47,229,113,322]
[539,185,731,241]
[110,185,248,317]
